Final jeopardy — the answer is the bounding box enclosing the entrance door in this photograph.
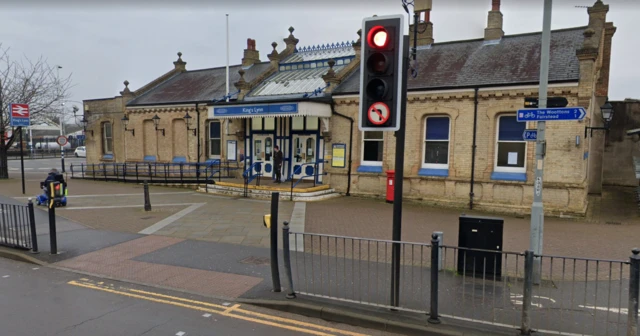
[292,134,318,180]
[252,134,274,178]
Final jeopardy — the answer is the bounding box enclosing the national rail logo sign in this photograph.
[9,103,30,127]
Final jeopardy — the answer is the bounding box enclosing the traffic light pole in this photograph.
[390,35,410,308]
[530,0,552,283]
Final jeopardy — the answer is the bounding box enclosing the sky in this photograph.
[1,0,638,117]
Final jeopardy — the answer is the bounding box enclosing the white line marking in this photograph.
[579,304,640,315]
[32,268,39,270]
[202,313,212,318]
[2,275,9,278]
[290,202,306,252]
[222,302,230,306]
[60,203,198,211]
[14,192,194,200]
[138,203,205,235]
[176,332,186,336]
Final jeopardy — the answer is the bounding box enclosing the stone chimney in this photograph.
[409,0,434,46]
[242,38,260,67]
[173,52,186,71]
[484,0,504,40]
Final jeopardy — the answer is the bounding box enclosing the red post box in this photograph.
[386,170,395,203]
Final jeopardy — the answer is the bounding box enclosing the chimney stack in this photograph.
[484,0,504,40]
[242,38,260,67]
[409,0,434,46]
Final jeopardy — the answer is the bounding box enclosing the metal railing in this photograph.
[70,161,241,185]
[288,160,328,200]
[280,227,640,336]
[0,200,38,252]
[7,148,75,160]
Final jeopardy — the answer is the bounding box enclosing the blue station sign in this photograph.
[522,129,538,141]
[213,103,298,117]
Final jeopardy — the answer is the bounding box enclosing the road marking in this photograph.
[579,304,640,315]
[60,203,198,211]
[2,275,9,278]
[138,203,205,235]
[202,313,212,318]
[510,294,555,308]
[176,332,186,336]
[32,268,39,270]
[14,192,194,200]
[69,280,368,336]
[290,202,306,252]
[223,304,241,314]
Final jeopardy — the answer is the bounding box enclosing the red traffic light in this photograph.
[367,26,389,49]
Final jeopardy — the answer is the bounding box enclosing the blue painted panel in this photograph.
[305,165,314,176]
[102,154,114,160]
[143,155,156,162]
[172,156,187,163]
[265,163,272,173]
[490,172,527,182]
[293,165,302,175]
[418,168,449,177]
[357,165,383,173]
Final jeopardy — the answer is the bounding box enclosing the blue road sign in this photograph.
[523,129,538,141]
[517,107,586,122]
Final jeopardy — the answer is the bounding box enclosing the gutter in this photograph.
[329,100,353,196]
[470,88,479,210]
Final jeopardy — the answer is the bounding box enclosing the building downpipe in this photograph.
[470,87,479,209]
[330,101,353,196]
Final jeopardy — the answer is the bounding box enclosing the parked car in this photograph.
[74,146,86,157]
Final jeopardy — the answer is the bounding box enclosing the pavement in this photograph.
[1,158,639,335]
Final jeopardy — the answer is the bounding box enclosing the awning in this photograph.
[208,101,331,119]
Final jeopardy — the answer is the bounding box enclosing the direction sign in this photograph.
[517,107,586,122]
[523,129,538,141]
[56,136,68,147]
[9,103,30,127]
[367,102,390,125]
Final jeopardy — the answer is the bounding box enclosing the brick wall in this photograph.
[328,84,589,216]
[603,100,640,187]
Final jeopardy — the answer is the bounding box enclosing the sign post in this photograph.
[522,130,538,141]
[56,135,68,174]
[10,104,30,195]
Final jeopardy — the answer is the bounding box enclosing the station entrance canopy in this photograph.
[208,101,331,119]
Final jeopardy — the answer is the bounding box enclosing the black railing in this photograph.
[70,161,242,185]
[279,227,640,336]
[6,148,76,160]
[0,200,38,252]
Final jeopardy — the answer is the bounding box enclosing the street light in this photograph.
[80,116,93,136]
[585,100,615,138]
[121,114,135,136]
[152,114,165,136]
[183,112,197,136]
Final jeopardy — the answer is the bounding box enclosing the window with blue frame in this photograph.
[495,115,526,172]
[423,117,450,169]
[209,121,221,158]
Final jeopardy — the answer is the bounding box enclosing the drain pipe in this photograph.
[469,87,479,210]
[330,101,353,196]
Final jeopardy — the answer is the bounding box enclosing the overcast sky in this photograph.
[1,0,637,116]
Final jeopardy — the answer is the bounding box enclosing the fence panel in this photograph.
[0,202,34,250]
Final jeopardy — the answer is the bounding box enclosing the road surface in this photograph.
[0,257,398,336]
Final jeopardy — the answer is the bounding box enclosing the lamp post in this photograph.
[81,116,93,136]
[183,112,197,136]
[585,100,615,138]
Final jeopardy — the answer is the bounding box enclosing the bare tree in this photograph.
[0,44,74,178]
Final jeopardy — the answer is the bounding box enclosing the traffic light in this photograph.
[524,97,569,108]
[359,14,405,132]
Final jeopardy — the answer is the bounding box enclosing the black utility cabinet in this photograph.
[457,215,504,278]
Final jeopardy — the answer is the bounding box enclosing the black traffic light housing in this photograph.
[524,97,569,108]
[359,14,405,132]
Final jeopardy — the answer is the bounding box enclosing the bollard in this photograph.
[428,233,441,324]
[48,197,58,255]
[282,221,296,299]
[627,248,640,336]
[143,181,152,211]
[27,199,38,254]
[270,192,281,292]
[433,231,443,271]
[520,250,534,335]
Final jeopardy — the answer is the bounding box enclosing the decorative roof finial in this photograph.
[120,80,132,95]
[177,52,183,61]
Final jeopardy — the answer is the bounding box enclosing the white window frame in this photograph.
[102,122,113,154]
[422,116,450,170]
[361,131,383,166]
[209,120,221,159]
[494,114,527,173]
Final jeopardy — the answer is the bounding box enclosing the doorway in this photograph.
[292,134,318,181]
[252,134,274,178]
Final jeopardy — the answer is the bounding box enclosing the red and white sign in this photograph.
[367,102,390,125]
[11,104,30,118]
[56,136,68,147]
